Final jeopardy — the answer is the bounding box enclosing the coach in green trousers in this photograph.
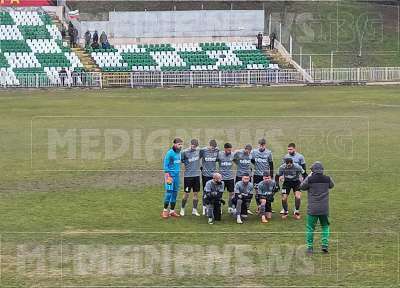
[300,161,334,254]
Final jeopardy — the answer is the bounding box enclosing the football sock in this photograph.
[295,197,301,211]
[282,200,288,212]
[193,199,198,209]
[181,198,187,209]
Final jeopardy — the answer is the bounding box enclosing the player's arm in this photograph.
[299,176,309,191]
[163,151,172,175]
[232,151,238,164]
[234,182,242,198]
[298,165,305,181]
[199,148,204,159]
[329,177,335,189]
[248,183,254,195]
[181,151,187,164]
[272,181,279,193]
[269,161,274,177]
[268,152,274,176]
[300,156,307,178]
[204,182,212,196]
[275,166,283,188]
[301,163,308,178]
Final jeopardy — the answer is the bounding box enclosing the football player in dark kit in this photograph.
[275,157,304,219]
[257,171,278,223]
[204,173,225,225]
[180,139,201,217]
[232,174,254,224]
[251,138,274,210]
[217,143,235,213]
[199,139,219,215]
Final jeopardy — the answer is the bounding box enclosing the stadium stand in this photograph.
[0,9,84,86]
[88,42,278,72]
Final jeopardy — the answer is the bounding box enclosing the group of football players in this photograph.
[162,137,307,225]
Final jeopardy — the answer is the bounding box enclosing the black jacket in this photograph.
[300,162,334,215]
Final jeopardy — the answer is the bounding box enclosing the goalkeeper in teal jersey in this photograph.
[161,138,183,219]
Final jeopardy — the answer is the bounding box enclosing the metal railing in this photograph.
[129,70,305,88]
[2,68,400,89]
[1,72,102,88]
[308,67,400,83]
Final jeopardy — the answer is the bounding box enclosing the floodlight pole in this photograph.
[269,13,272,36]
[331,51,334,81]
[300,46,303,68]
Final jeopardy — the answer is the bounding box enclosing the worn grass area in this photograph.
[0,86,399,287]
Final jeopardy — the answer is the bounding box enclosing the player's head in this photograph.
[284,157,293,168]
[190,139,199,150]
[213,172,222,184]
[244,144,252,154]
[258,138,266,151]
[262,171,271,182]
[224,142,232,154]
[209,139,217,150]
[287,143,296,155]
[241,173,250,184]
[173,138,183,151]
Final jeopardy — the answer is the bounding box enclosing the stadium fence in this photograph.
[1,72,102,89]
[308,67,400,83]
[1,68,400,89]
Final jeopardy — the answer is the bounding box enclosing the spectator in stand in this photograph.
[73,28,79,47]
[92,30,99,44]
[61,25,66,38]
[100,31,107,47]
[84,30,91,48]
[257,32,263,50]
[91,41,100,50]
[68,21,74,35]
[68,22,74,48]
[102,40,111,50]
[270,32,276,50]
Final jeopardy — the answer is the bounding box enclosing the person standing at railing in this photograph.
[100,31,107,47]
[257,32,263,50]
[84,30,91,48]
[92,31,99,44]
[68,21,74,47]
[73,28,79,47]
[270,32,276,50]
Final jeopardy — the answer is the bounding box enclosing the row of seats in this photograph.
[0,25,23,40]
[8,11,44,26]
[0,9,85,85]
[89,41,275,72]
[3,52,84,69]
[26,39,62,53]
[0,24,60,40]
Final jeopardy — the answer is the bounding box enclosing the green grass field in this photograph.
[282,2,400,68]
[0,86,399,287]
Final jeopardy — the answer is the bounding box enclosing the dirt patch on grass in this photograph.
[0,170,163,193]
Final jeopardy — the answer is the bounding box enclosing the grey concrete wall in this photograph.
[79,10,264,39]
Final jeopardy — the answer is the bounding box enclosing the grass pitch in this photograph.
[0,86,399,287]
